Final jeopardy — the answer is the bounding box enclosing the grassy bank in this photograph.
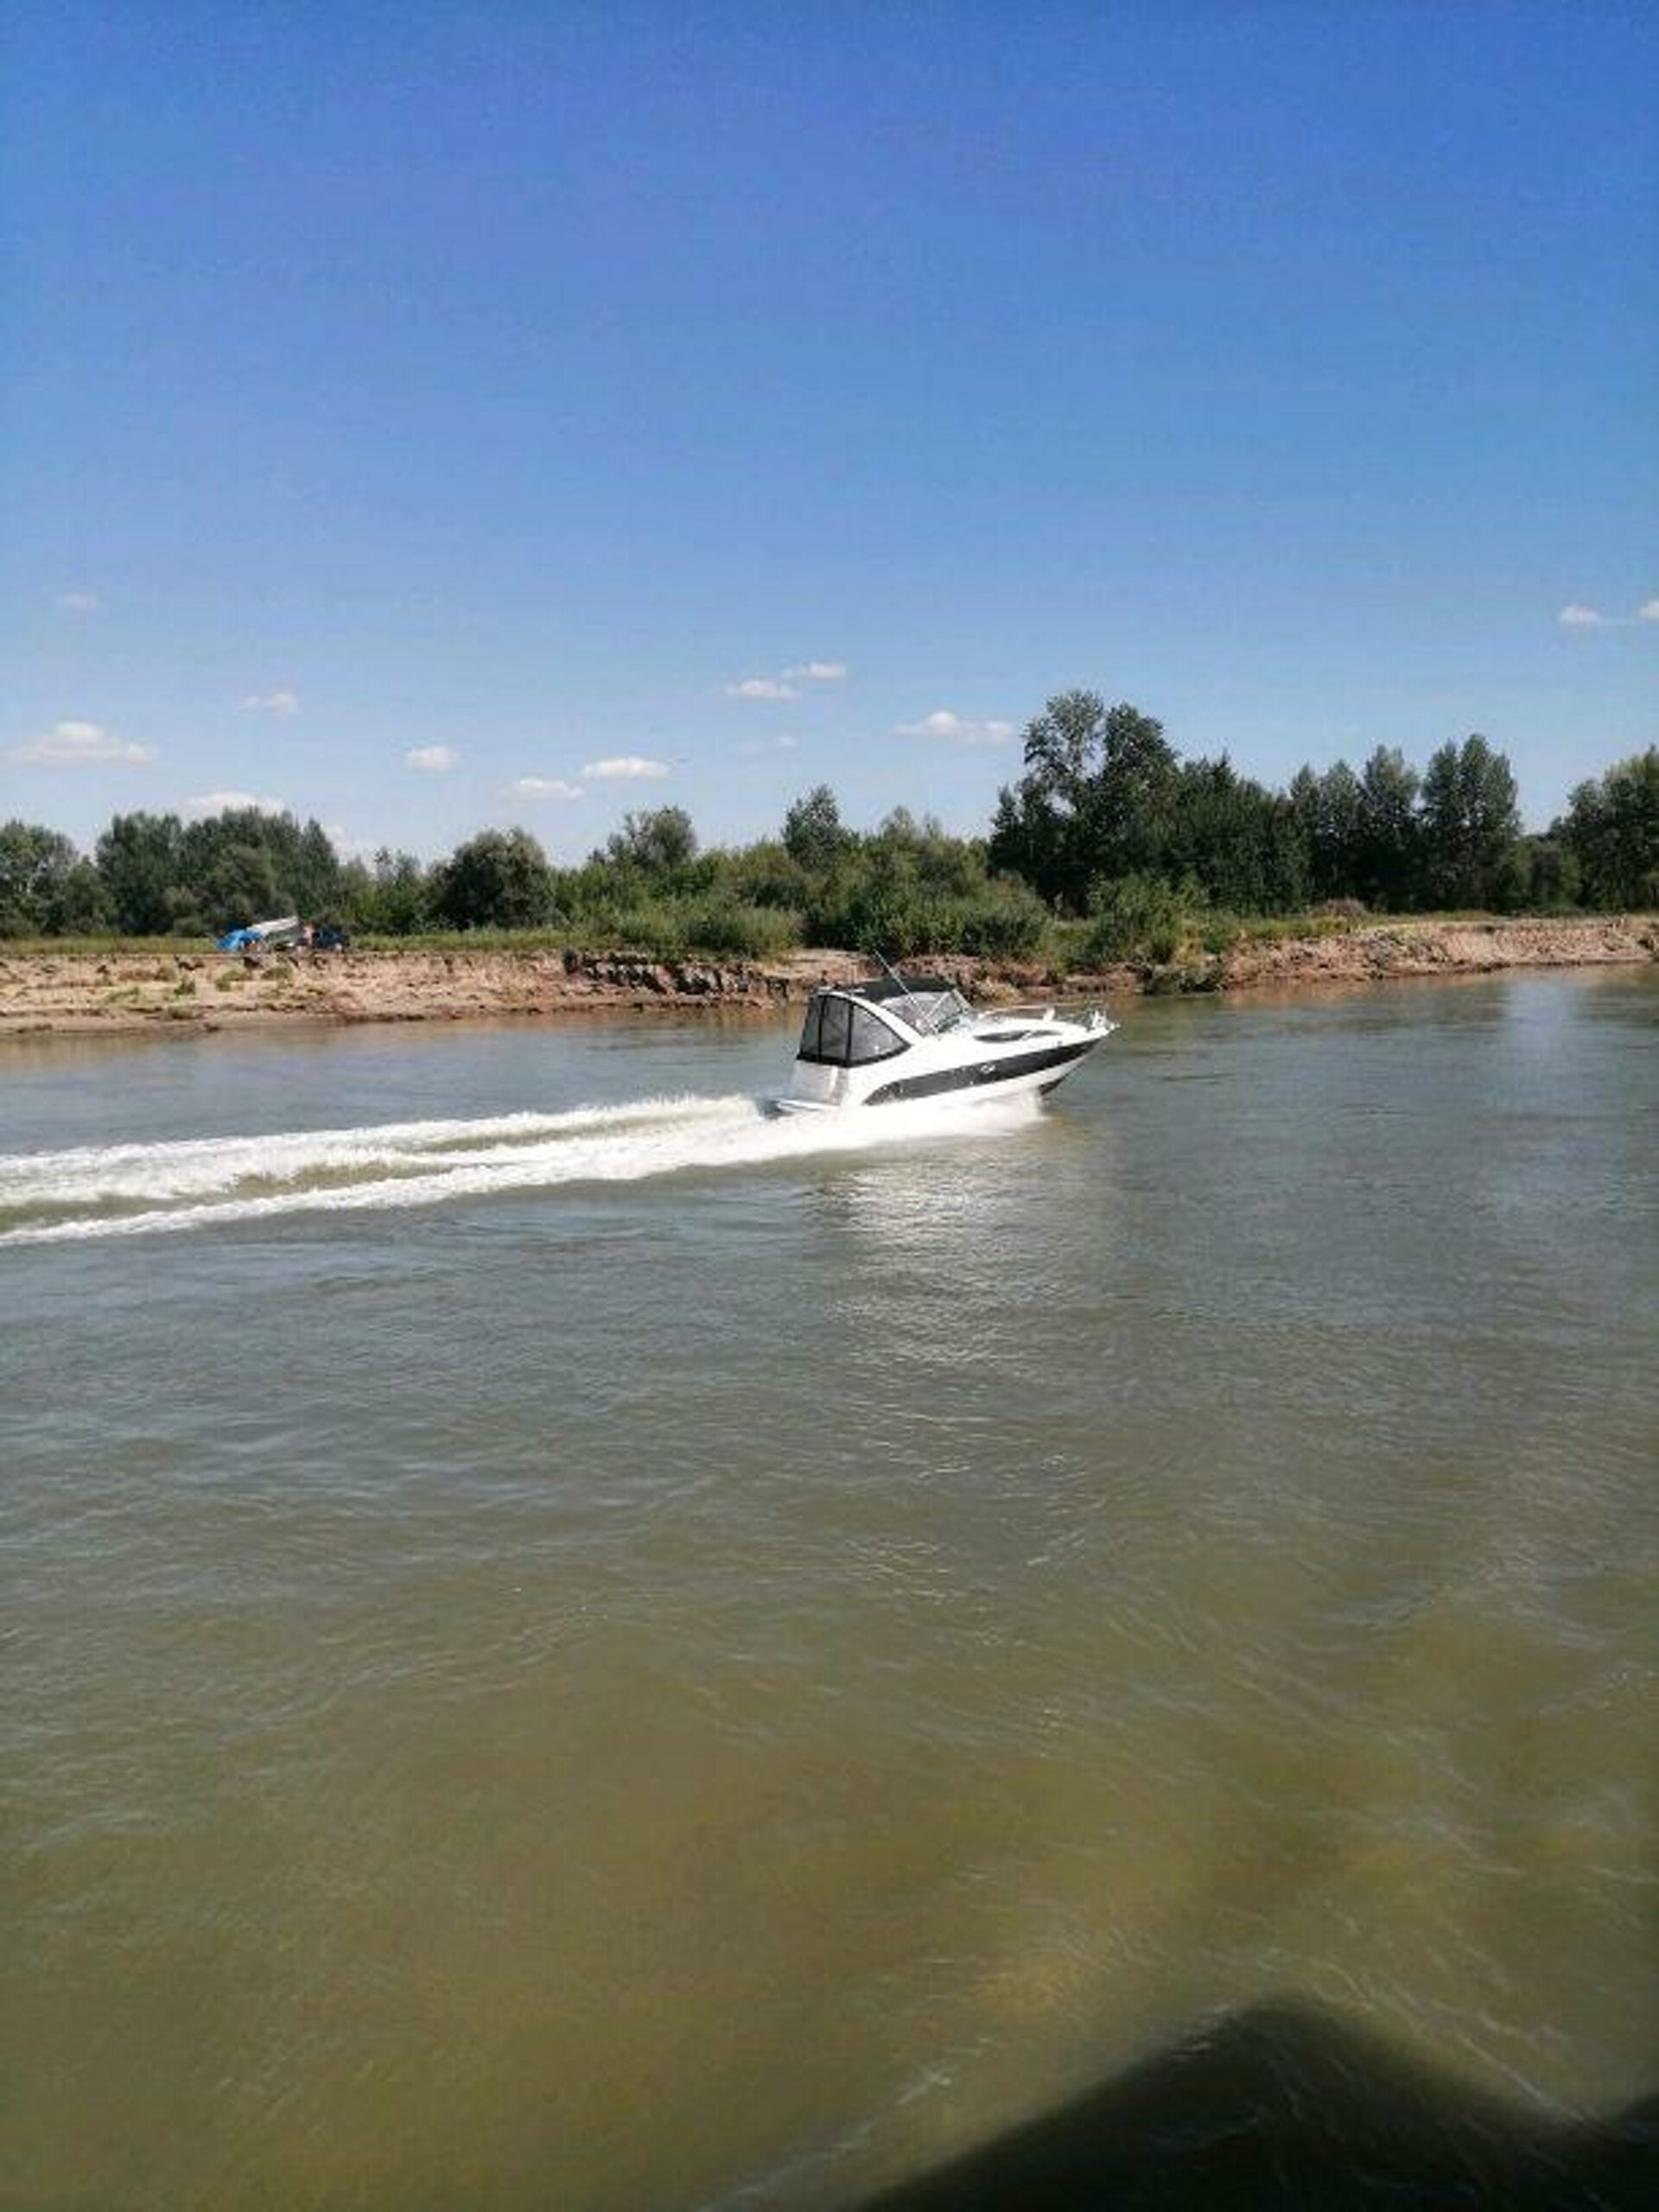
[0,905,1375,969]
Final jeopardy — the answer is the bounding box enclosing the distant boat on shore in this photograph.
[214,915,302,951]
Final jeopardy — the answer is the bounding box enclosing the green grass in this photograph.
[0,934,160,957]
[3,907,1643,970]
[1226,911,1362,944]
[350,928,569,953]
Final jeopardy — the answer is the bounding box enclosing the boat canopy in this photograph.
[844,974,953,1002]
[796,992,911,1066]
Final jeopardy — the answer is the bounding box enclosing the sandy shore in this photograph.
[1,917,1654,1037]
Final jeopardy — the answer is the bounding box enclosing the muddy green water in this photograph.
[3,972,1656,2209]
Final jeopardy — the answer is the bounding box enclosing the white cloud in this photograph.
[55,590,102,615]
[782,659,849,683]
[325,823,378,862]
[406,744,459,772]
[238,688,300,716]
[1560,599,1659,628]
[506,776,584,800]
[727,677,798,701]
[736,732,799,758]
[8,718,154,766]
[894,709,1016,747]
[581,754,670,780]
[184,790,289,819]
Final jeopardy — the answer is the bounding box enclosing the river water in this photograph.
[3,972,1656,2209]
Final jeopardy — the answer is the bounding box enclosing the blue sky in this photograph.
[3,1,1654,859]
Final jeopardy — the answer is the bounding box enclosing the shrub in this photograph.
[1084,872,1211,964]
[831,883,950,958]
[676,897,800,959]
[950,880,1049,958]
[727,841,812,910]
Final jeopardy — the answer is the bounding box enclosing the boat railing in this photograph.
[978,1001,1116,1031]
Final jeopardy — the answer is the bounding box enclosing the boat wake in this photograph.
[0,1090,1039,1247]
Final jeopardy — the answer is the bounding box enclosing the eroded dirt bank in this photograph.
[1211,913,1659,991]
[1,917,1654,1037]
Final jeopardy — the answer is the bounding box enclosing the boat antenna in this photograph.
[871,948,939,1033]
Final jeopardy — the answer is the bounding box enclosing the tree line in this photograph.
[986,692,1641,916]
[3,696,1655,956]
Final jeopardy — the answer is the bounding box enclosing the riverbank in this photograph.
[1,915,1654,1036]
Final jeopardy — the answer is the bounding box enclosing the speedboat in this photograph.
[770,967,1114,1115]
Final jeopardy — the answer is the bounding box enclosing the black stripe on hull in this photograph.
[864,1037,1094,1107]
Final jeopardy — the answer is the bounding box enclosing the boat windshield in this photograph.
[885,988,974,1033]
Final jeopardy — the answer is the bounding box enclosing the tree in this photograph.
[1260,797,1313,914]
[0,822,110,936]
[1313,761,1364,901]
[605,806,698,877]
[1491,833,1580,914]
[990,691,1179,911]
[95,812,188,936]
[92,806,344,938]
[1166,754,1301,913]
[345,849,432,936]
[1355,747,1423,910]
[1421,736,1521,908]
[987,779,1059,898]
[1561,747,1659,909]
[196,843,282,933]
[180,808,340,925]
[1084,702,1181,885]
[1287,768,1325,894]
[782,785,849,874]
[52,858,113,934]
[432,828,555,929]
[1022,688,1110,814]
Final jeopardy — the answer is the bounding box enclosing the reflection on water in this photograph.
[1,971,1656,2209]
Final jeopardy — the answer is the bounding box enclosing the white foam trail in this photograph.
[0,1096,742,1210]
[0,1091,1038,1246]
